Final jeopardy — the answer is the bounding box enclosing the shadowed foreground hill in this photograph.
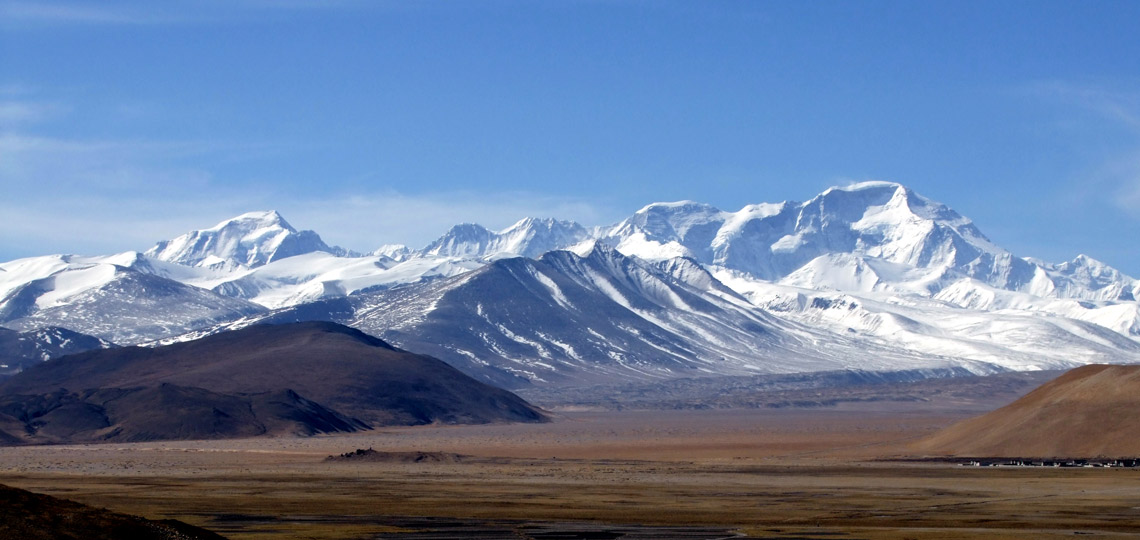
[0,483,227,539]
[913,364,1140,458]
[0,322,545,444]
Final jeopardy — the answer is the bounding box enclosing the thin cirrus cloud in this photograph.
[0,101,65,125]
[0,187,616,260]
[0,131,615,259]
[0,132,221,193]
[0,0,376,26]
[0,1,174,25]
[0,93,616,260]
[280,192,616,253]
[1027,80,1140,129]
[1022,80,1140,214]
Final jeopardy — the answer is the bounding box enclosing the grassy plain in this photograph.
[2,405,1139,539]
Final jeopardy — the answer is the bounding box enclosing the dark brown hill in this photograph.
[913,364,1140,458]
[0,482,226,539]
[0,322,545,444]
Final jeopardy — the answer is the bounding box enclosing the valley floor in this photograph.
[2,405,1140,539]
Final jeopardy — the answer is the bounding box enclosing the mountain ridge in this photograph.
[3,182,1139,387]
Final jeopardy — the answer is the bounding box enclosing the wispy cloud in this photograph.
[0,133,222,193]
[0,78,615,260]
[0,101,65,125]
[1024,80,1140,216]
[283,192,615,252]
[0,129,617,258]
[1098,150,1140,216]
[0,2,176,25]
[0,0,380,26]
[0,185,616,258]
[1027,80,1140,129]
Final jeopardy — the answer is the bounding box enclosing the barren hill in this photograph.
[913,364,1140,458]
[0,321,545,444]
[0,483,227,539]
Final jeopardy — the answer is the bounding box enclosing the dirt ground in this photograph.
[2,404,1139,540]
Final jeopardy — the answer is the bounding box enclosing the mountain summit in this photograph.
[599,182,1137,302]
[604,182,1002,284]
[420,217,592,260]
[145,211,335,270]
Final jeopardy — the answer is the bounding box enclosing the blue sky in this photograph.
[2,1,1139,272]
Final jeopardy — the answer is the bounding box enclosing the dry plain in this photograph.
[3,400,1140,540]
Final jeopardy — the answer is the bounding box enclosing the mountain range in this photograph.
[2,181,1138,387]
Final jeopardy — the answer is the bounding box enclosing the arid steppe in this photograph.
[3,397,1140,540]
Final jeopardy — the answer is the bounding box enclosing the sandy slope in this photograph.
[914,364,1140,457]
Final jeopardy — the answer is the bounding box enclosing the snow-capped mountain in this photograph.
[3,181,1140,386]
[215,244,997,387]
[595,182,1140,342]
[420,217,593,260]
[0,252,265,344]
[145,210,339,270]
[602,181,1139,302]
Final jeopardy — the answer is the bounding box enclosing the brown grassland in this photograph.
[2,403,1139,539]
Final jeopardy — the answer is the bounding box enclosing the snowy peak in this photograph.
[795,182,1000,273]
[805,181,912,225]
[596,183,1020,290]
[496,217,592,259]
[612,201,725,244]
[418,218,591,260]
[1044,254,1138,301]
[372,244,411,261]
[813,183,940,231]
[144,210,333,270]
[420,223,497,258]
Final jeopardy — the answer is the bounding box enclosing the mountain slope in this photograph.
[913,364,1140,457]
[206,251,480,309]
[334,245,999,388]
[0,257,265,344]
[0,321,545,444]
[715,270,1140,372]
